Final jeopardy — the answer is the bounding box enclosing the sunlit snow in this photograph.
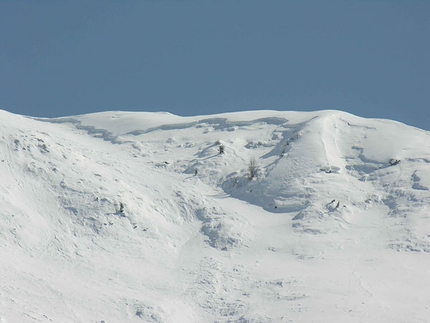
[1,109,429,322]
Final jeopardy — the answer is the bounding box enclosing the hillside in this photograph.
[1,109,429,323]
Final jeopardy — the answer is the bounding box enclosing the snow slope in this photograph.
[0,109,429,322]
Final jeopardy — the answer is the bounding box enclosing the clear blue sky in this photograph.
[1,1,429,130]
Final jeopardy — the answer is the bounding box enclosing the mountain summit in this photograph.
[1,109,429,322]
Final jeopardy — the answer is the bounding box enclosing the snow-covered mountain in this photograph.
[1,109,429,323]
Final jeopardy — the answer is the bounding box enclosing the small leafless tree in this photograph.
[248,157,258,179]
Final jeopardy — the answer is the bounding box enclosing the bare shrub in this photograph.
[248,157,258,179]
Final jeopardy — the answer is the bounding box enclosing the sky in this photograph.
[1,1,429,130]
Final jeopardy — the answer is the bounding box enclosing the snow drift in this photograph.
[1,109,429,322]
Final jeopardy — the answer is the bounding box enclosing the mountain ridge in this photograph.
[1,109,429,322]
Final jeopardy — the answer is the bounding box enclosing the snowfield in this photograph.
[0,109,429,322]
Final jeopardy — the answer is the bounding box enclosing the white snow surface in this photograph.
[1,109,430,322]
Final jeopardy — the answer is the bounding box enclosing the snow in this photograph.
[1,108,430,322]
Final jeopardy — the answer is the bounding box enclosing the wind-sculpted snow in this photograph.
[1,109,430,322]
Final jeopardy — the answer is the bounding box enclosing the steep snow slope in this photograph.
[0,109,429,322]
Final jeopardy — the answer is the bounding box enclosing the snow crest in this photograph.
[1,109,430,322]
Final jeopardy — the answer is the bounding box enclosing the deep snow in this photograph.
[0,109,429,322]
